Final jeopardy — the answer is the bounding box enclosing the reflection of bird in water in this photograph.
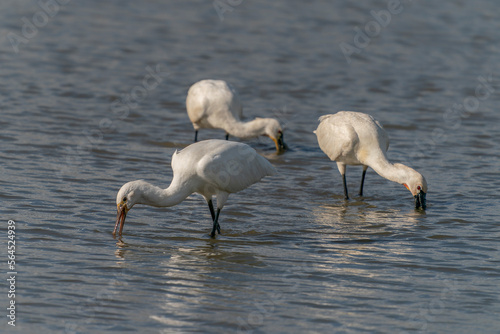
[186,79,287,153]
[315,111,427,209]
[114,139,276,237]
[312,202,421,228]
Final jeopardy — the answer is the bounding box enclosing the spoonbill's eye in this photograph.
[417,186,421,191]
[123,197,127,202]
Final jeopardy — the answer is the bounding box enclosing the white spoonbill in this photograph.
[186,79,287,153]
[114,139,276,237]
[314,111,427,209]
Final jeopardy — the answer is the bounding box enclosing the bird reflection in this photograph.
[311,198,421,232]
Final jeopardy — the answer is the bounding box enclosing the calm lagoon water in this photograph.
[1,1,499,333]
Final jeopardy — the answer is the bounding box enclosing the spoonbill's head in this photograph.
[399,166,427,210]
[260,118,288,153]
[114,180,144,236]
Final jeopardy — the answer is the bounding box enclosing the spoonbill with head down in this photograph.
[186,79,287,153]
[114,139,276,237]
[314,111,427,209]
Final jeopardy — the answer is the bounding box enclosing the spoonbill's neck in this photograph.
[140,181,193,208]
[223,118,266,139]
[367,153,411,184]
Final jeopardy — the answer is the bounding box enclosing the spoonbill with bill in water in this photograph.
[186,79,287,153]
[314,111,427,209]
[114,139,276,237]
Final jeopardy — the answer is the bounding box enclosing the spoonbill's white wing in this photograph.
[194,141,275,194]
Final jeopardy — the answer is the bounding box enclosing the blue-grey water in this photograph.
[1,1,499,333]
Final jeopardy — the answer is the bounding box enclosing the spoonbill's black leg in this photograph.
[225,133,229,140]
[359,166,367,196]
[194,130,199,142]
[207,199,215,221]
[342,173,349,200]
[210,208,221,237]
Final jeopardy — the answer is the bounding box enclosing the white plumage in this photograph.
[114,139,276,237]
[186,79,287,152]
[315,111,427,209]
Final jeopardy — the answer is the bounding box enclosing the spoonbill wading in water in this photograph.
[314,111,427,209]
[186,79,287,153]
[114,140,276,237]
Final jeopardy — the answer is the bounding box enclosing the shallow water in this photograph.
[1,0,499,333]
